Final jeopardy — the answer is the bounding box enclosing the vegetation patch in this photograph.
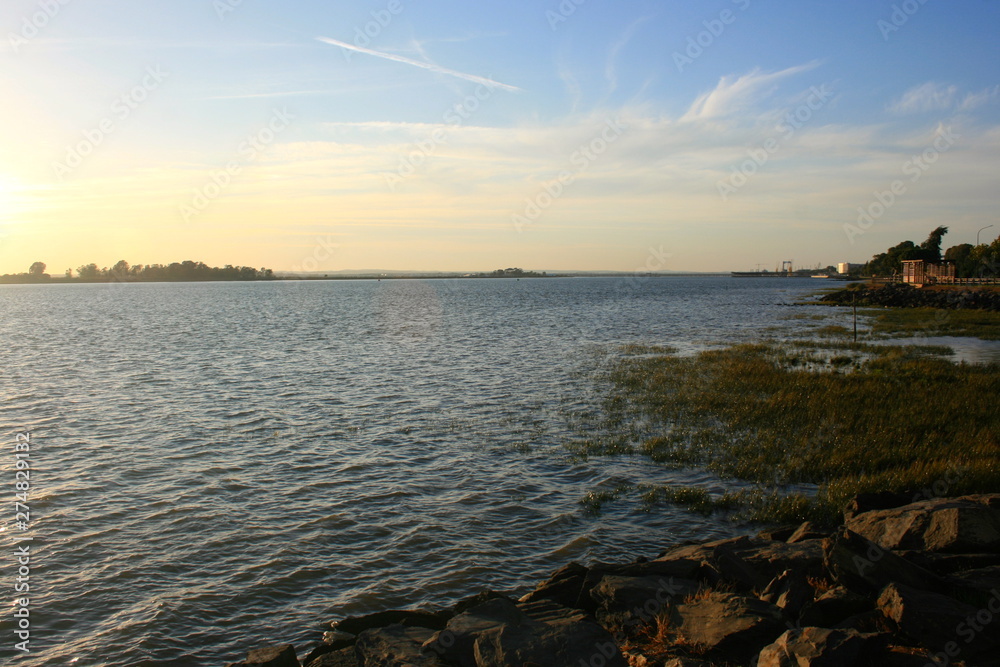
[576,342,999,523]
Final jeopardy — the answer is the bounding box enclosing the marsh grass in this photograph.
[867,307,1000,340]
[580,341,999,523]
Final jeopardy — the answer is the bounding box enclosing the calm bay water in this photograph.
[0,276,876,665]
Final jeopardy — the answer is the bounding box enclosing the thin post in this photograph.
[852,292,858,343]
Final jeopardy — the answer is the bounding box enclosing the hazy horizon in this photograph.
[2,1,998,275]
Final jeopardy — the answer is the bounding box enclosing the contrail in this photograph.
[317,36,522,93]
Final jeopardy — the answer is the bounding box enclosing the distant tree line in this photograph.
[863,226,1000,279]
[1,260,275,284]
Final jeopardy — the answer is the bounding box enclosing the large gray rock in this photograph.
[354,624,446,666]
[424,597,627,667]
[797,586,872,628]
[759,570,815,617]
[822,528,951,596]
[588,573,699,633]
[655,536,824,591]
[756,627,878,666]
[228,644,300,667]
[845,495,1000,553]
[306,648,359,667]
[877,582,1000,661]
[333,609,448,636]
[667,591,786,663]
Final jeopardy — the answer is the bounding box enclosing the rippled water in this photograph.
[0,276,857,665]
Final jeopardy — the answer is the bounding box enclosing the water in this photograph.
[0,276,930,665]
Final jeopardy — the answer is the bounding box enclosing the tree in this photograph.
[918,226,949,261]
[77,263,100,280]
[28,261,46,278]
[944,243,975,278]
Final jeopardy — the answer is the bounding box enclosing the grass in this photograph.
[866,307,1000,340]
[576,341,1000,523]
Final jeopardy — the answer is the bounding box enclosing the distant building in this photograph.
[836,262,863,275]
[901,259,956,287]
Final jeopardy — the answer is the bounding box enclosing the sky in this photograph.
[1,0,998,274]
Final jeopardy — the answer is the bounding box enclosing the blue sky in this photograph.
[1,0,998,273]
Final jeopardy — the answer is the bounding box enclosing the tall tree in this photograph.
[919,226,949,261]
[28,261,46,277]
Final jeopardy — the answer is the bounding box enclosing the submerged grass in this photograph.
[581,341,999,523]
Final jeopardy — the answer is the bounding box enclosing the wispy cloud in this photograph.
[316,36,522,93]
[605,16,653,94]
[960,85,1000,111]
[681,62,820,121]
[889,82,958,114]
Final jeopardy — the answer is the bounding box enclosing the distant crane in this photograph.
[782,260,794,274]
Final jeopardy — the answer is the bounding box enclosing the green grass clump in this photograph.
[868,307,1000,340]
[586,342,999,521]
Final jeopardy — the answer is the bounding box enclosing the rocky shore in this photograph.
[226,493,1000,666]
[820,283,1000,310]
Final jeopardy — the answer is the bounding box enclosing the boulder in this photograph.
[332,609,449,636]
[302,632,355,665]
[759,570,814,618]
[877,582,1000,660]
[518,562,589,609]
[227,645,300,667]
[950,565,1000,593]
[424,597,627,667]
[845,495,1000,553]
[588,573,698,632]
[843,491,916,522]
[305,648,359,667]
[798,586,873,628]
[667,591,785,663]
[822,528,951,596]
[354,624,446,666]
[756,627,879,666]
[787,522,830,544]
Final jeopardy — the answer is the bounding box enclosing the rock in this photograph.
[787,522,830,544]
[877,582,1000,660]
[472,601,628,667]
[798,586,873,628]
[518,562,590,609]
[822,528,951,596]
[302,632,355,666]
[758,525,800,542]
[588,574,699,633]
[843,492,915,522]
[950,565,1000,593]
[354,624,446,666]
[897,551,1000,575]
[759,570,814,617]
[756,627,879,666]
[305,648,359,667]
[845,495,1000,553]
[332,609,449,636]
[424,597,627,667]
[667,591,785,663]
[655,536,824,592]
[453,590,511,615]
[230,644,300,667]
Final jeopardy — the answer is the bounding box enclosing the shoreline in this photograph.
[226,492,1000,666]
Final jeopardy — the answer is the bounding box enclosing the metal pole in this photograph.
[978,224,994,246]
[852,292,857,343]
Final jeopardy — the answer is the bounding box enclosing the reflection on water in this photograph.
[875,336,1000,364]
